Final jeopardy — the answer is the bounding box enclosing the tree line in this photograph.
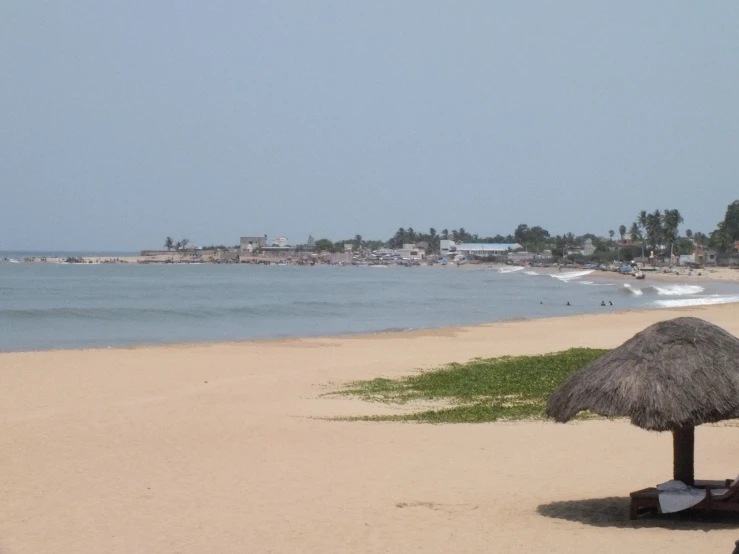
[311,200,739,260]
[164,237,190,251]
[161,200,739,259]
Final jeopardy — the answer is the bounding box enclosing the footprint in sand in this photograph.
[395,501,478,513]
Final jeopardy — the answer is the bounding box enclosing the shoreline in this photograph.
[2,301,736,356]
[511,264,739,284]
[6,255,739,283]
[3,304,739,553]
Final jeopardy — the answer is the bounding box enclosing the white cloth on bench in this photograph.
[656,480,707,513]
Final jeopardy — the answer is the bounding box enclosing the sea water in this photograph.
[1,263,738,352]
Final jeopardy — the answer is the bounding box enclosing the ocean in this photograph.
[2,262,739,352]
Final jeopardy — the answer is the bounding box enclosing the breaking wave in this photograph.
[651,285,705,296]
[623,284,704,297]
[498,266,525,273]
[654,295,739,308]
[550,270,594,282]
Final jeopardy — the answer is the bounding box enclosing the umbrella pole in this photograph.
[672,426,695,486]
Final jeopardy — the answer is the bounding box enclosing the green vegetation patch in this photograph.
[336,348,608,423]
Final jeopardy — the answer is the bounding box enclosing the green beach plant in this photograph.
[334,348,608,423]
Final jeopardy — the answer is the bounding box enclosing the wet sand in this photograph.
[2,304,739,553]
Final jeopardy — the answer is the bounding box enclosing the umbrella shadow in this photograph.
[537,497,739,530]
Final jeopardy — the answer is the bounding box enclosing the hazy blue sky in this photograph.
[2,1,738,250]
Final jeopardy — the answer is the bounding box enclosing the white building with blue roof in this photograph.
[440,240,522,258]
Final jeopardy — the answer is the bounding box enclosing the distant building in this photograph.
[215,250,239,262]
[507,252,536,264]
[508,250,553,264]
[582,239,596,256]
[440,239,456,257]
[261,246,293,258]
[344,243,354,251]
[454,243,522,258]
[398,244,425,260]
[240,236,268,252]
[329,252,353,264]
[271,236,288,247]
[306,235,316,250]
[695,246,718,266]
[705,248,719,266]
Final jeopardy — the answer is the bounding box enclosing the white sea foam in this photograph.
[498,266,525,274]
[623,284,643,296]
[651,284,705,296]
[524,271,539,276]
[551,270,594,282]
[654,295,739,308]
[623,283,704,296]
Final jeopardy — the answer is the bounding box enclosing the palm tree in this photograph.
[354,234,363,250]
[609,230,615,241]
[561,232,576,259]
[630,222,644,259]
[440,229,449,240]
[392,228,406,249]
[619,225,627,242]
[175,241,182,251]
[428,228,439,254]
[181,238,190,250]
[710,221,732,251]
[637,209,648,256]
[644,210,663,260]
[693,231,708,246]
[164,237,174,251]
[686,229,693,239]
[662,209,684,260]
[638,210,648,231]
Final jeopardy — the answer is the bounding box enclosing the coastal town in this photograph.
[5,202,739,269]
[6,204,739,270]
[129,232,737,272]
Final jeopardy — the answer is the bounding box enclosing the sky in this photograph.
[2,1,738,250]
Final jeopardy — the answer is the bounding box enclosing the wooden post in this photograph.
[672,426,695,486]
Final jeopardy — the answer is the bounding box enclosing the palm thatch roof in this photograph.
[546,317,739,432]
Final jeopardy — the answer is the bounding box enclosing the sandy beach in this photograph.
[3,304,739,553]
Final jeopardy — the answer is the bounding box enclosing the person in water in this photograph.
[566,301,571,306]
[609,301,613,306]
[601,301,606,306]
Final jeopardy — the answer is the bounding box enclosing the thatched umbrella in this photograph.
[547,317,739,486]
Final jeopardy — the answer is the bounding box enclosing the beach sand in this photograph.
[2,305,739,553]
